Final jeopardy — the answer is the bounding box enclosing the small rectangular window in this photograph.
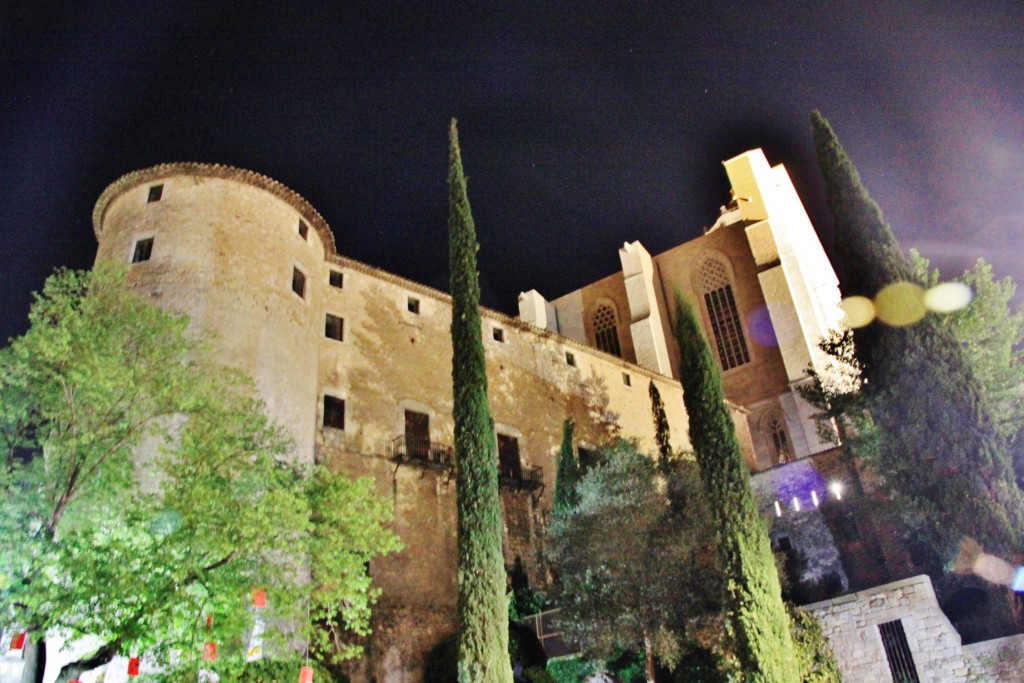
[325,314,344,341]
[298,220,309,240]
[132,238,154,263]
[323,396,345,430]
[292,267,306,299]
[329,270,343,288]
[147,185,163,203]
[407,297,420,314]
[492,327,505,343]
[622,373,631,387]
[565,351,576,367]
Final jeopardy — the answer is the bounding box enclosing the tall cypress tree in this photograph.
[811,111,1024,558]
[648,380,673,475]
[553,419,579,514]
[673,294,798,682]
[447,119,513,683]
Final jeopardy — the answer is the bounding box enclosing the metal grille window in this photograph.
[878,619,920,683]
[592,305,622,357]
[699,259,750,370]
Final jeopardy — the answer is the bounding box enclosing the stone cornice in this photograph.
[92,162,337,255]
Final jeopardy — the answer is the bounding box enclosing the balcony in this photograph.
[499,465,544,494]
[388,435,454,474]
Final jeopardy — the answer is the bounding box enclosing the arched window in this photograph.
[592,304,622,357]
[766,415,792,465]
[698,258,750,370]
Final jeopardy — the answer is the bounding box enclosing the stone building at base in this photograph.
[90,149,883,681]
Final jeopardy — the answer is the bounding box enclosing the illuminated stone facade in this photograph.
[91,150,845,682]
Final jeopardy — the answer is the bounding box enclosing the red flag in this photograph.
[252,589,267,608]
[10,632,25,650]
[128,657,140,677]
[206,615,213,628]
[203,642,217,662]
[299,665,314,683]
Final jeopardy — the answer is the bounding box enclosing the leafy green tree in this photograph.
[648,382,673,476]
[553,419,580,514]
[812,111,1024,558]
[546,440,719,683]
[909,251,1024,448]
[447,119,513,683]
[0,264,401,683]
[672,294,798,682]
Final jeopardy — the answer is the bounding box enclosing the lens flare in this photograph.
[924,282,972,313]
[875,281,926,326]
[839,296,875,328]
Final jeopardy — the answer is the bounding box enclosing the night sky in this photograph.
[3,2,1023,344]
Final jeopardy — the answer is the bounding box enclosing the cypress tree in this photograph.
[447,119,513,683]
[648,380,673,475]
[553,418,579,514]
[811,111,1024,558]
[672,294,798,682]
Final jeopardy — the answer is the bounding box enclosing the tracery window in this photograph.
[767,415,792,465]
[592,304,622,357]
[698,258,750,370]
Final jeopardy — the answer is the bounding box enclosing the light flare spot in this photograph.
[839,296,875,328]
[829,481,843,500]
[924,282,973,313]
[875,281,927,326]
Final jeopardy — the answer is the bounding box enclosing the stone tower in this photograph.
[92,164,331,464]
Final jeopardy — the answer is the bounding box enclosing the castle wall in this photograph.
[314,254,704,681]
[92,163,752,682]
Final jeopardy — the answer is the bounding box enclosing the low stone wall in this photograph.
[963,633,1024,681]
[805,574,1024,682]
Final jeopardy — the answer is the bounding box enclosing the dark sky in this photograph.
[3,1,1023,343]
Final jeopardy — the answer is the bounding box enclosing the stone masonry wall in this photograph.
[806,574,1024,682]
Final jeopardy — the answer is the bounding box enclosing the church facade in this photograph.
[91,149,865,681]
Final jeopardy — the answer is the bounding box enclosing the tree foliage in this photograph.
[648,382,673,476]
[812,110,1024,558]
[671,294,798,682]
[909,251,1024,448]
[447,119,513,683]
[0,264,401,682]
[553,419,580,515]
[546,440,719,682]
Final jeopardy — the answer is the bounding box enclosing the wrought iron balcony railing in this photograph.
[499,465,544,492]
[388,435,454,470]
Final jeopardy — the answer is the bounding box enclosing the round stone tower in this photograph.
[93,164,335,464]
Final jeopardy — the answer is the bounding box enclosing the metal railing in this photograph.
[519,608,579,659]
[388,435,454,470]
[499,465,544,492]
